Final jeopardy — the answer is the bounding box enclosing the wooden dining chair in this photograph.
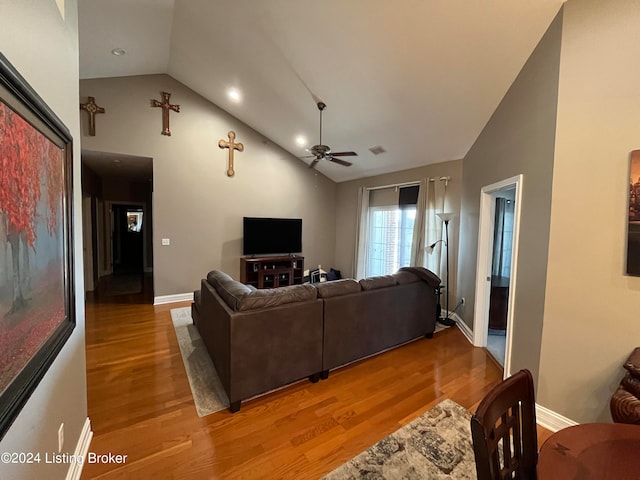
[470,369,538,480]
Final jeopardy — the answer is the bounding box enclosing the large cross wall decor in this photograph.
[151,91,180,136]
[80,96,105,136]
[219,131,244,177]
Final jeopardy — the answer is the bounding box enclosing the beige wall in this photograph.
[80,75,337,297]
[538,0,640,423]
[458,10,562,383]
[0,1,87,479]
[334,160,462,302]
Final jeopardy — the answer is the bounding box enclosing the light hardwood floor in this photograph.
[82,295,552,479]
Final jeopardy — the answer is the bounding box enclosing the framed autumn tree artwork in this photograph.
[0,52,75,438]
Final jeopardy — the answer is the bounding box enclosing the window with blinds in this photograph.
[365,185,418,277]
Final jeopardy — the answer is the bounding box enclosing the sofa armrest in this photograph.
[611,386,640,424]
[228,300,323,403]
[398,266,441,288]
[624,347,640,379]
[198,278,323,405]
[199,279,232,392]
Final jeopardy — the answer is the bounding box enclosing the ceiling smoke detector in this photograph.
[369,145,386,155]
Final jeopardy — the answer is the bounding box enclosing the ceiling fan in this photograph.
[302,102,357,169]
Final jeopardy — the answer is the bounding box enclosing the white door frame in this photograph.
[473,174,523,378]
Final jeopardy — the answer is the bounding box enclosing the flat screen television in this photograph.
[243,217,302,256]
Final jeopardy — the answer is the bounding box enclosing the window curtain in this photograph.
[492,197,514,278]
[354,186,370,279]
[423,179,446,280]
[410,179,428,266]
[406,177,448,280]
[355,180,449,280]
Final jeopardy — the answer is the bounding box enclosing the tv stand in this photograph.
[240,255,304,289]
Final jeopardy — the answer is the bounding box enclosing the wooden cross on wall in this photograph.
[80,96,105,136]
[218,131,244,177]
[151,91,180,136]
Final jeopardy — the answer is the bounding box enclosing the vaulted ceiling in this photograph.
[79,0,565,183]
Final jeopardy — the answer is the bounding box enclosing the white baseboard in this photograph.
[154,292,193,305]
[449,313,577,433]
[449,312,473,343]
[535,403,578,433]
[66,417,93,480]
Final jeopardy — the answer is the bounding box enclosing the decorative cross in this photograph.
[79,96,105,136]
[218,131,244,177]
[150,91,180,136]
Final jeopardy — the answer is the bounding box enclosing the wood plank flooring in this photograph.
[82,298,552,479]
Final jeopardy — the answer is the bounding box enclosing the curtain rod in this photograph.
[366,179,434,192]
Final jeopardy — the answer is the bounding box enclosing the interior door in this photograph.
[473,175,523,378]
[486,192,515,366]
[112,204,144,274]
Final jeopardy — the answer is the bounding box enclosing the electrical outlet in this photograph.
[161,238,170,246]
[58,423,64,452]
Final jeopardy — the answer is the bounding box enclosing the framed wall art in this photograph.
[0,52,75,438]
[628,150,640,276]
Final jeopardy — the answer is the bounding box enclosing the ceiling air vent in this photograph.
[369,145,386,155]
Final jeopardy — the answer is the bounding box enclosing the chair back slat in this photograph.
[471,369,538,480]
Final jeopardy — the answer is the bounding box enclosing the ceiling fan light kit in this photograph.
[303,101,357,169]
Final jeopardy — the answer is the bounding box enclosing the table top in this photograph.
[538,423,640,479]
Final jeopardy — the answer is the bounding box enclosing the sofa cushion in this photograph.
[316,279,361,298]
[206,270,252,310]
[207,270,235,288]
[359,275,396,290]
[217,279,253,311]
[237,284,317,311]
[392,271,420,285]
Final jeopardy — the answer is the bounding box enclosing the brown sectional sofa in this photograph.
[197,270,323,413]
[194,266,440,412]
[319,269,439,376]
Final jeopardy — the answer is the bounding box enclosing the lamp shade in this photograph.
[426,239,445,254]
[437,212,456,223]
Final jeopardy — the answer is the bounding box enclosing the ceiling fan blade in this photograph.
[309,158,320,169]
[329,156,352,167]
[330,151,358,157]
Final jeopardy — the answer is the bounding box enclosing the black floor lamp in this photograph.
[430,212,455,327]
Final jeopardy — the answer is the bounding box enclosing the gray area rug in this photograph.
[322,399,476,479]
[104,274,142,296]
[170,307,229,416]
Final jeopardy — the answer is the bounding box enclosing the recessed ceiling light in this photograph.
[227,87,241,103]
[111,48,126,56]
[295,135,307,147]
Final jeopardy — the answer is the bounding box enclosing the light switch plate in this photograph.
[162,238,170,246]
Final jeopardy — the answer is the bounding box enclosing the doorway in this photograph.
[473,175,523,377]
[112,203,144,275]
[81,150,154,303]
